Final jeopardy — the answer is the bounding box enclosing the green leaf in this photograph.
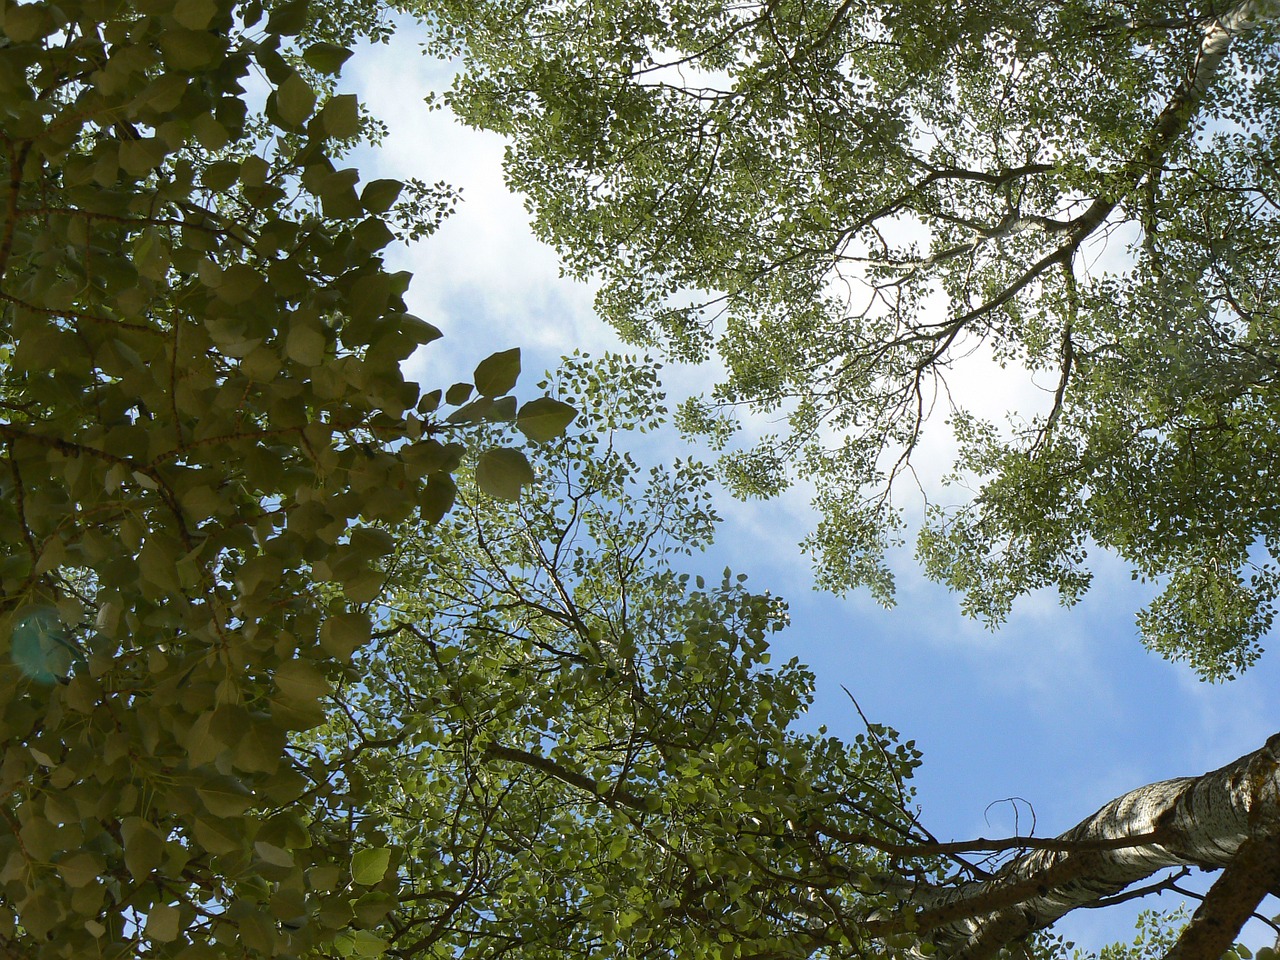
[475,448,535,501]
[352,890,397,925]
[361,179,403,214]
[274,659,331,705]
[474,348,521,397]
[277,73,317,127]
[350,930,389,957]
[319,612,372,659]
[157,29,224,70]
[197,780,254,817]
[2,3,50,42]
[286,324,327,367]
[447,396,495,424]
[303,41,354,74]
[350,847,391,885]
[419,475,457,524]
[122,817,165,879]
[172,0,217,29]
[445,382,473,405]
[266,0,309,34]
[323,94,361,140]
[319,168,364,218]
[193,817,242,856]
[517,397,578,442]
[146,903,181,943]
[183,711,224,766]
[202,160,239,191]
[229,715,286,773]
[254,841,295,868]
[354,216,396,251]
[56,851,103,888]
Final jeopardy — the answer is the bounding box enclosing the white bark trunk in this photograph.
[1063,0,1279,245]
[917,733,1280,960]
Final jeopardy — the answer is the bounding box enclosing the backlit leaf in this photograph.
[475,447,535,501]
[474,348,520,398]
[516,397,578,442]
[350,847,391,886]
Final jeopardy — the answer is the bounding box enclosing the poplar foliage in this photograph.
[313,354,933,959]
[422,0,1280,679]
[5,0,1280,956]
[0,0,562,952]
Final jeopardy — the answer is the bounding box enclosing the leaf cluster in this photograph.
[419,0,1280,676]
[0,0,571,953]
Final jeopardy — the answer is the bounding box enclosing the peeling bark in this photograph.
[919,733,1280,960]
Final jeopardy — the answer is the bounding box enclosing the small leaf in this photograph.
[475,448,535,501]
[350,847,391,885]
[474,348,520,397]
[517,397,578,442]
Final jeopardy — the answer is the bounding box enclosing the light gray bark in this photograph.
[919,733,1280,960]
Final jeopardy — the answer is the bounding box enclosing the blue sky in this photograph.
[344,29,1280,953]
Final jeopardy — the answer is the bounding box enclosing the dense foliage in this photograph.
[0,0,565,952]
[312,354,937,959]
[422,0,1280,678]
[5,0,1280,955]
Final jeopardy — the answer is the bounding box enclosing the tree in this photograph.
[422,0,1280,679]
[5,0,1280,956]
[0,0,562,952]
[286,355,1280,960]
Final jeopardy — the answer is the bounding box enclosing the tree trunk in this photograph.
[918,734,1280,960]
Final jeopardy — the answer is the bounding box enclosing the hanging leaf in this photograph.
[145,903,181,943]
[323,94,361,140]
[361,178,403,213]
[303,41,354,74]
[276,73,317,127]
[419,475,457,524]
[475,448,535,501]
[474,348,520,398]
[516,397,577,442]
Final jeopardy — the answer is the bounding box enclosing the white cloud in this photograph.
[346,37,622,388]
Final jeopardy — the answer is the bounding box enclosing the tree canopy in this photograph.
[5,0,1280,957]
[0,0,564,951]
[423,0,1280,679]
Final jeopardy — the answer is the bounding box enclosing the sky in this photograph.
[343,26,1280,954]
